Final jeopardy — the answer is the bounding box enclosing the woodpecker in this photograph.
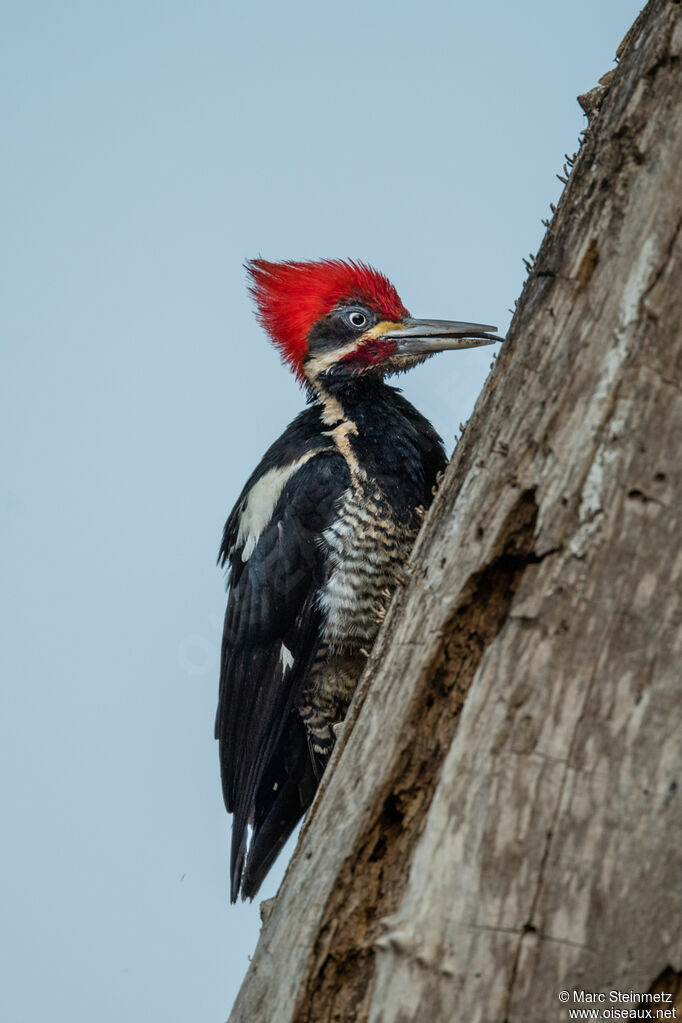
[217,258,500,901]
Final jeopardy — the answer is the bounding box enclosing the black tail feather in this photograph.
[241,716,317,901]
[229,810,248,903]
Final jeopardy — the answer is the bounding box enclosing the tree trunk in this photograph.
[229,2,682,1019]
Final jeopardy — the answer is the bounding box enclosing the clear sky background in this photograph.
[2,1,641,1019]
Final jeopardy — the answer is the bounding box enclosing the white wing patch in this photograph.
[235,451,320,562]
[279,644,294,673]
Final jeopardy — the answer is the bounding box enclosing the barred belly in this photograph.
[299,484,417,757]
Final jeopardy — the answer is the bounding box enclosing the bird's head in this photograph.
[246,258,501,389]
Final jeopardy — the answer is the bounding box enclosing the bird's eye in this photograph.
[348,311,368,329]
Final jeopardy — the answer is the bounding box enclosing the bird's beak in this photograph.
[381,318,503,355]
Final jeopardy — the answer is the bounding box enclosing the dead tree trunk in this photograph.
[229,2,682,1019]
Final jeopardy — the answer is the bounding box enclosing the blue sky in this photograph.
[1,1,640,1019]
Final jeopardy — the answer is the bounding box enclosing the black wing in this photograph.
[386,386,448,506]
[216,449,349,901]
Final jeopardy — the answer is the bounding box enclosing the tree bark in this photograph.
[229,2,682,1020]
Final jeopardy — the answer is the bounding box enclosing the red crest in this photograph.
[246,258,409,380]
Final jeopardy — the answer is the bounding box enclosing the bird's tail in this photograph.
[239,717,317,901]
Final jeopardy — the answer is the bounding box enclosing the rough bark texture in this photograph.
[229,2,682,1020]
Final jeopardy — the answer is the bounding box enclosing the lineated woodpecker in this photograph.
[216,259,500,901]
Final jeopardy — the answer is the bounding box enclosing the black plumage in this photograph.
[215,258,499,901]
[217,384,445,900]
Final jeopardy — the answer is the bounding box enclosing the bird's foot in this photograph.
[332,719,346,743]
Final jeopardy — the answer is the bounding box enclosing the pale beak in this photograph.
[382,318,503,355]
